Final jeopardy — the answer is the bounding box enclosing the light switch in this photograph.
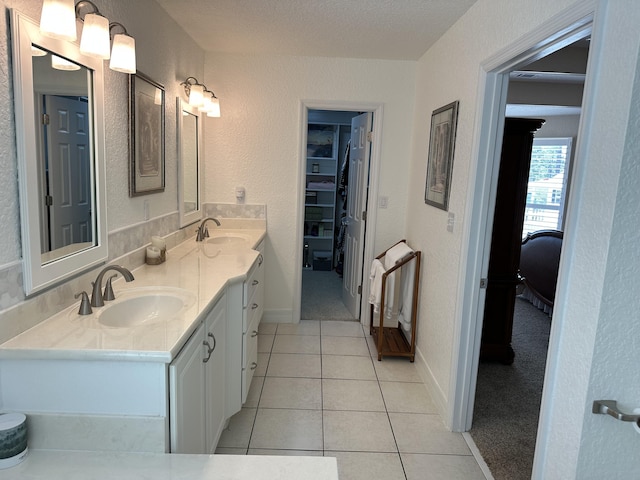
[447,212,455,232]
[379,196,388,209]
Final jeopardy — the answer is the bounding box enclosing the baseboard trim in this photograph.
[414,346,448,426]
[262,309,293,323]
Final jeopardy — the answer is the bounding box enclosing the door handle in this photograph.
[592,400,640,425]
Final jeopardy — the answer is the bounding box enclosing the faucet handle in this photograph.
[103,274,118,301]
[74,291,93,315]
[203,226,210,239]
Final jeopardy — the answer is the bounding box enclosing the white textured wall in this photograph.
[202,53,416,317]
[0,1,202,265]
[404,0,583,408]
[403,0,640,476]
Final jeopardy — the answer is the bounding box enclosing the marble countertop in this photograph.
[3,451,338,480]
[0,225,266,363]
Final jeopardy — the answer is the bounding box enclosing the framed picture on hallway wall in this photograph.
[424,100,459,211]
[129,72,165,196]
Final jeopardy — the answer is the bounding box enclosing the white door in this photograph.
[341,112,373,318]
[45,95,92,251]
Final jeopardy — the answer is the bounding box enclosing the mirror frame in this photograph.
[177,97,203,227]
[11,10,108,295]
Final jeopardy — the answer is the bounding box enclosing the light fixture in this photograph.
[51,54,81,71]
[40,0,77,41]
[76,1,110,59]
[39,1,136,74]
[181,77,221,117]
[109,22,136,74]
[31,45,48,57]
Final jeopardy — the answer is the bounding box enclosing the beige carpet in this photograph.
[301,270,355,320]
[470,296,551,480]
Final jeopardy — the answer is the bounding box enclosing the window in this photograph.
[522,137,572,237]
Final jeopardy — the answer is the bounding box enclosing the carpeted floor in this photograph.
[470,295,551,480]
[301,269,355,320]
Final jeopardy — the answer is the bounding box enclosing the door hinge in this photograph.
[366,131,373,142]
[357,285,362,294]
[44,195,53,206]
[480,278,487,289]
[42,113,50,125]
[362,210,367,222]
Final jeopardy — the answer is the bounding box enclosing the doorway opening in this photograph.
[297,105,379,324]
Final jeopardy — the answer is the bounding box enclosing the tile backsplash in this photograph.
[0,203,266,344]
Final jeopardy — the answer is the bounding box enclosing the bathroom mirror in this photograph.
[11,10,107,295]
[177,98,202,227]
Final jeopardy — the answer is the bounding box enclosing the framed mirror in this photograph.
[11,10,107,295]
[177,98,202,227]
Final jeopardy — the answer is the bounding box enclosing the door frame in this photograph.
[447,0,595,441]
[294,100,384,326]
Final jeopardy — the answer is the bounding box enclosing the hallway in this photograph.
[215,319,488,480]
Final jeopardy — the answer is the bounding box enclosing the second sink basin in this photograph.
[206,232,251,246]
[97,287,196,328]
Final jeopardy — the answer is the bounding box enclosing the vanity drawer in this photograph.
[243,254,264,308]
[243,281,263,333]
[242,328,258,404]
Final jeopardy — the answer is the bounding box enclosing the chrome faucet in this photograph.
[90,265,135,307]
[195,217,221,242]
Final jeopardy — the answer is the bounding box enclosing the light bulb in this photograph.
[80,13,110,60]
[40,0,77,41]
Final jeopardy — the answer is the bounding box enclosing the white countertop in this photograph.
[3,450,338,480]
[0,227,266,363]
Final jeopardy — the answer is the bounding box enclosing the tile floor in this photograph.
[216,320,488,480]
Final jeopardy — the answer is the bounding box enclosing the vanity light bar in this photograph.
[180,77,221,117]
[39,0,136,74]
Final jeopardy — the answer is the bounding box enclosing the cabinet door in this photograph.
[205,296,227,453]
[169,322,206,453]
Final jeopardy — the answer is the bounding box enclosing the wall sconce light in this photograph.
[76,1,110,59]
[181,77,221,117]
[51,54,81,70]
[108,22,136,74]
[40,0,136,74]
[40,0,77,41]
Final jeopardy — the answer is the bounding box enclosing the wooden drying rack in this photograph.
[369,239,421,362]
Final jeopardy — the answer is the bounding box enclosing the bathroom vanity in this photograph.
[0,227,265,455]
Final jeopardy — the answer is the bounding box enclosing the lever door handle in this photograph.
[592,400,640,424]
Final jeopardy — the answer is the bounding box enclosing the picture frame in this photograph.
[424,101,459,210]
[129,72,165,196]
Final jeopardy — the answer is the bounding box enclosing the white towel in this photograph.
[398,256,416,334]
[368,259,385,311]
[384,242,414,270]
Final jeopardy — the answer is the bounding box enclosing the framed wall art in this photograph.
[129,72,165,196]
[424,100,459,210]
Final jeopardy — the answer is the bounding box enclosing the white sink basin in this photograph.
[97,288,196,328]
[206,233,250,246]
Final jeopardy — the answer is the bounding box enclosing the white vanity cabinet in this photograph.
[242,251,264,404]
[169,292,226,454]
[226,242,265,417]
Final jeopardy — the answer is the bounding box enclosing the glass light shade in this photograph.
[206,98,221,118]
[198,95,212,112]
[188,83,204,107]
[40,0,77,41]
[80,13,110,60]
[31,45,48,57]
[109,33,136,74]
[51,54,81,71]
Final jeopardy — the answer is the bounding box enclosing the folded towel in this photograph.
[398,255,416,335]
[384,242,414,270]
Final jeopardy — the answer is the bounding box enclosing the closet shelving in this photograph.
[304,123,338,270]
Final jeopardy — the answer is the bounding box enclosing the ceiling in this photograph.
[155,0,478,60]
